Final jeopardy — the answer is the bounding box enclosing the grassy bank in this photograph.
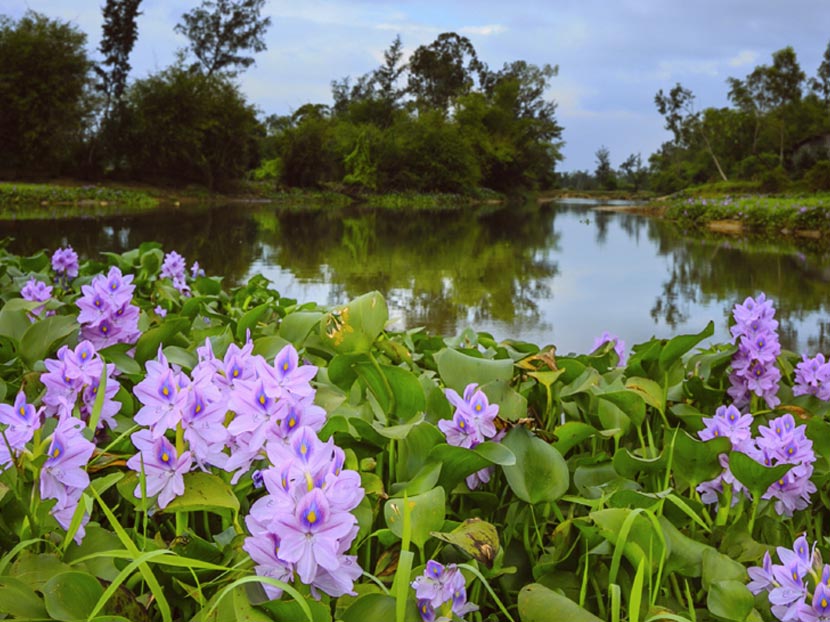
[0,181,159,211]
[659,190,830,237]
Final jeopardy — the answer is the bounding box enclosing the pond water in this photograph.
[2,199,829,355]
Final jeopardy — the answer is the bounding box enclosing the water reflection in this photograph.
[1,200,829,354]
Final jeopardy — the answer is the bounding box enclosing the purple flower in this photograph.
[747,551,774,595]
[126,430,192,509]
[77,267,140,348]
[799,582,830,622]
[411,560,478,621]
[154,305,167,318]
[40,416,95,508]
[438,383,502,490]
[0,391,42,455]
[794,353,830,401]
[728,293,781,409]
[160,251,186,282]
[191,261,205,279]
[51,246,79,279]
[20,277,53,321]
[592,330,627,366]
[133,349,189,437]
[699,404,753,450]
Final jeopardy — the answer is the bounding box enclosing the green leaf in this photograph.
[42,571,105,621]
[237,303,271,341]
[729,451,793,501]
[258,594,332,622]
[598,390,646,427]
[162,472,240,515]
[434,347,513,395]
[552,421,597,455]
[20,314,78,366]
[624,376,665,415]
[431,518,500,568]
[319,291,388,354]
[658,321,714,371]
[0,298,40,341]
[356,361,426,421]
[612,448,666,479]
[672,430,732,488]
[100,344,142,375]
[134,318,189,364]
[384,487,445,549]
[341,593,420,622]
[427,441,515,492]
[280,311,324,346]
[518,583,603,622]
[701,548,747,590]
[707,580,754,621]
[0,575,49,618]
[502,427,569,504]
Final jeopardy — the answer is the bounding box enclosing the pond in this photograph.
[2,199,829,355]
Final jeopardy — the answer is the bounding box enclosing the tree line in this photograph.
[0,1,563,194]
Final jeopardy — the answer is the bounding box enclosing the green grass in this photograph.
[0,182,158,210]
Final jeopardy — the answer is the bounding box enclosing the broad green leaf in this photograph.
[162,472,240,514]
[10,552,72,590]
[552,421,597,455]
[162,345,197,371]
[659,515,715,577]
[598,390,646,427]
[431,518,500,568]
[624,376,665,415]
[612,448,666,479]
[100,344,142,375]
[356,362,426,421]
[0,575,49,618]
[134,318,189,364]
[319,291,388,354]
[384,487,445,549]
[502,427,568,504]
[591,508,668,575]
[707,580,754,621]
[42,571,104,621]
[341,593,420,622]
[658,321,714,371]
[20,314,78,366]
[427,441,515,493]
[63,526,123,581]
[701,549,747,590]
[252,335,290,362]
[390,461,441,497]
[518,583,603,622]
[0,298,40,341]
[397,422,445,482]
[258,594,332,622]
[236,303,271,341]
[729,451,793,501]
[279,311,324,346]
[672,430,732,488]
[434,347,513,395]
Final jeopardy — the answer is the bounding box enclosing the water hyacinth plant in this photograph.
[0,240,830,621]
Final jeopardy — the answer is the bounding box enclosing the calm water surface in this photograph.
[2,200,829,355]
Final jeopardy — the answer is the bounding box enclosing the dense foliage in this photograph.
[0,242,829,621]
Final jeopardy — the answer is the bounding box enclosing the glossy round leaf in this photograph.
[502,427,569,504]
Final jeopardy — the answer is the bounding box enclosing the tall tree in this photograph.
[371,34,406,106]
[0,11,93,175]
[96,0,142,113]
[175,0,271,77]
[594,146,615,189]
[619,153,648,192]
[810,41,830,108]
[655,83,728,181]
[407,32,485,112]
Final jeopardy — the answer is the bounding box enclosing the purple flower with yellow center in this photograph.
[20,277,53,321]
[411,560,478,621]
[274,487,357,584]
[260,344,317,400]
[699,404,753,450]
[0,391,42,452]
[126,431,192,509]
[747,551,775,595]
[794,353,830,401]
[133,353,189,437]
[51,246,79,279]
[241,530,293,600]
[800,583,830,622]
[40,416,95,507]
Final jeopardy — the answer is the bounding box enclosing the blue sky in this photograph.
[3,0,829,171]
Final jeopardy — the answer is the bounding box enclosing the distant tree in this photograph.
[120,65,260,188]
[372,34,406,106]
[0,11,93,175]
[407,32,485,113]
[95,0,142,113]
[594,146,616,189]
[809,41,830,108]
[655,83,728,181]
[175,0,271,77]
[619,153,648,192]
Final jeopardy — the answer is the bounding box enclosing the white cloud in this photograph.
[459,24,506,36]
[728,49,758,67]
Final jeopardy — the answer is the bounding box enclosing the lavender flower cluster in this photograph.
[748,535,830,622]
[20,278,53,322]
[438,383,503,489]
[592,330,627,366]
[697,407,816,516]
[794,353,830,400]
[728,293,782,409]
[77,266,141,349]
[127,340,365,597]
[412,560,477,622]
[160,250,194,297]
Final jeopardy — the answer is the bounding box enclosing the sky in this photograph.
[3,0,830,171]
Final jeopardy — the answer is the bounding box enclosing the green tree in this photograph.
[175,0,271,77]
[120,65,260,188]
[594,146,616,189]
[0,11,93,176]
[655,83,728,181]
[407,32,485,113]
[619,153,648,192]
[96,0,143,112]
[809,41,830,108]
